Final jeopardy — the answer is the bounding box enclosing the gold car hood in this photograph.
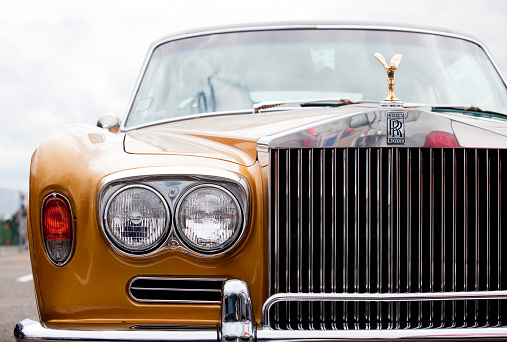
[124,105,507,167]
[124,106,361,166]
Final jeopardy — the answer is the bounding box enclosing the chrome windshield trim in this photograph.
[120,23,507,132]
[261,291,507,329]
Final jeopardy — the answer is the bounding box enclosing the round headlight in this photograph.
[176,185,243,254]
[104,185,170,253]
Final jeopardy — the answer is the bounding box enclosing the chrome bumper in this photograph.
[14,279,507,341]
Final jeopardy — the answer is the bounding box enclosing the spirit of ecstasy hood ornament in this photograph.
[375,53,403,102]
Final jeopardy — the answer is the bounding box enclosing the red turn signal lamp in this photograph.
[42,194,74,265]
[424,131,460,148]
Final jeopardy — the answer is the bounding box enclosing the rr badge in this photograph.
[387,111,405,144]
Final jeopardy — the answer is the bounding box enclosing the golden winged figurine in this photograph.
[375,53,402,101]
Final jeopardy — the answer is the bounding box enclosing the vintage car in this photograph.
[14,22,507,341]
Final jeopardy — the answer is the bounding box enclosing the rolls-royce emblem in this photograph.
[387,111,405,144]
[375,52,402,102]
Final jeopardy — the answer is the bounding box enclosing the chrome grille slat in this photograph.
[452,149,457,327]
[353,149,359,329]
[269,147,507,330]
[499,149,503,326]
[342,150,349,329]
[297,149,302,329]
[440,149,446,328]
[365,149,371,329]
[319,150,327,330]
[406,150,412,328]
[475,149,479,327]
[376,149,383,329]
[417,149,423,328]
[308,149,315,329]
[330,149,337,330]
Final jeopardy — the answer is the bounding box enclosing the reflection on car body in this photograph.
[14,22,507,342]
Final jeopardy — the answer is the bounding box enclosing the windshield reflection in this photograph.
[125,28,507,128]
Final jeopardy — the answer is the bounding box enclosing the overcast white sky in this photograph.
[1,0,506,203]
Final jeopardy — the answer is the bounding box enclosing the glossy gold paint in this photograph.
[28,107,365,326]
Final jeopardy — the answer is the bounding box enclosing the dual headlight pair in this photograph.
[103,183,245,255]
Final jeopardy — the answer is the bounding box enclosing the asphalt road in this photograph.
[0,247,38,341]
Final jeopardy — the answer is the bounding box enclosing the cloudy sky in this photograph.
[0,0,506,212]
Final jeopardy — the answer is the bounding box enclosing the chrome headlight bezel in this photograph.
[98,167,249,257]
[103,184,171,254]
[175,184,244,254]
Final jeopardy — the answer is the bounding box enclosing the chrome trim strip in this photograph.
[15,318,507,342]
[14,319,219,342]
[256,327,507,341]
[261,291,507,329]
[99,167,249,192]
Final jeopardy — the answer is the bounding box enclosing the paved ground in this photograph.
[0,246,38,341]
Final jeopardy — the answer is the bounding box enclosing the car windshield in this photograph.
[124,28,507,128]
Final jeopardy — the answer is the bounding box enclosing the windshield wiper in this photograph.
[253,98,373,113]
[432,105,507,119]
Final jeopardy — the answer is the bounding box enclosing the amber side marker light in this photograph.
[42,194,74,266]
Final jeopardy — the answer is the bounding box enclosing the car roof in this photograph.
[150,21,481,48]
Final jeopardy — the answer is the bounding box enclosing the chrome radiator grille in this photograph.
[268,147,507,330]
